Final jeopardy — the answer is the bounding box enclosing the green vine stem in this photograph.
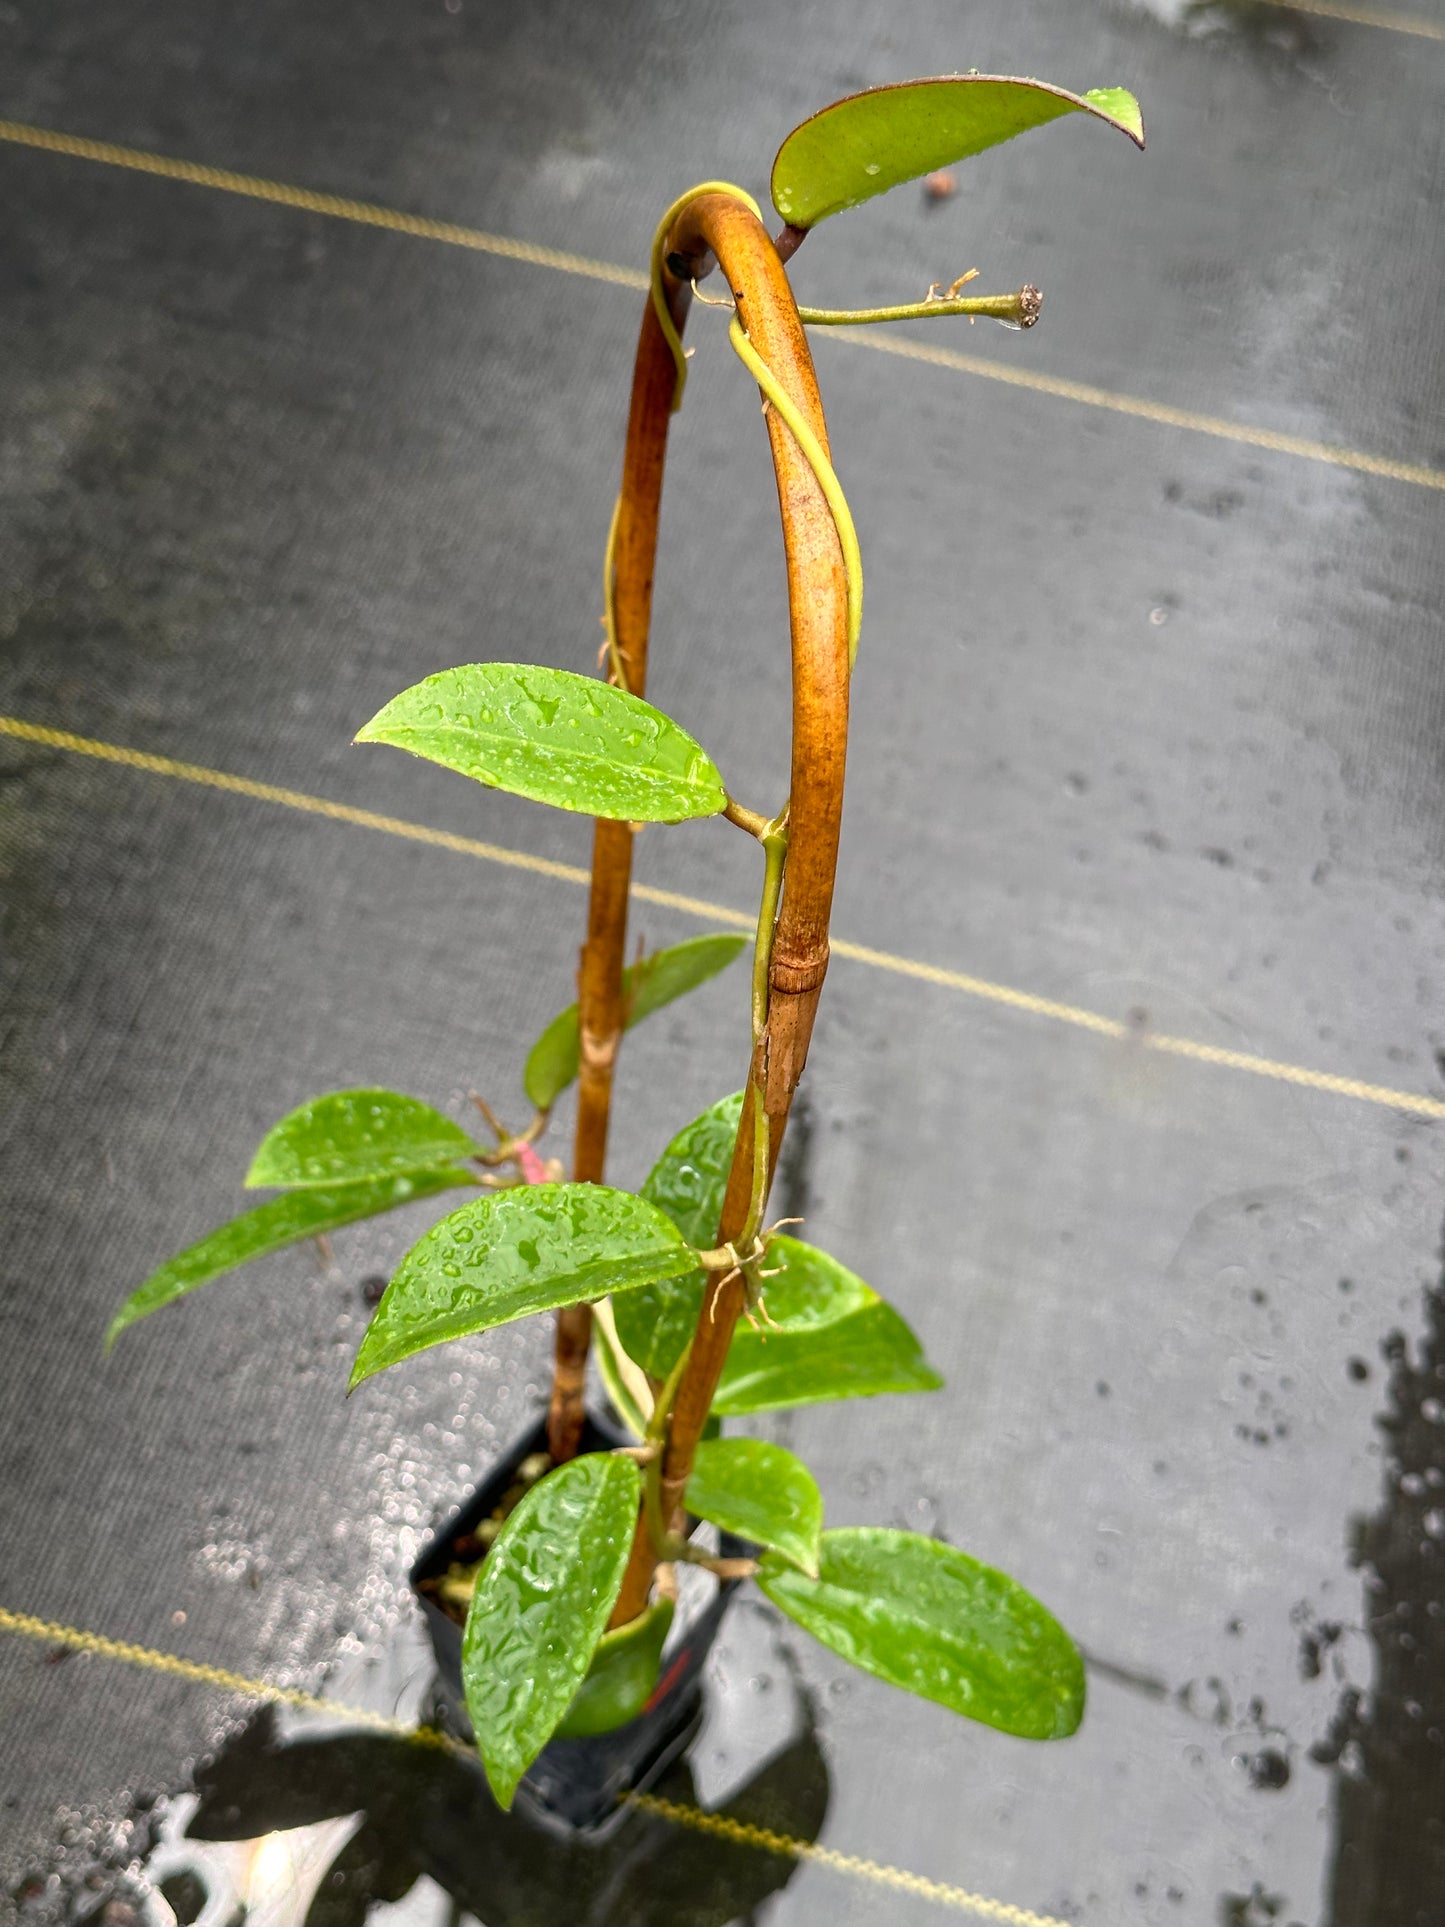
[727,317,863,671]
[598,491,627,690]
[750,817,789,1043]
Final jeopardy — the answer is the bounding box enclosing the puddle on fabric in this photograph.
[6,1599,826,1927]
[1310,1260,1445,1926]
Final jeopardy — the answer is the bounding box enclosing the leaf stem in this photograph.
[646,1339,694,1446]
[773,224,808,265]
[642,1338,693,1553]
[667,1544,760,1580]
[722,794,772,839]
[750,818,789,1043]
[599,492,627,690]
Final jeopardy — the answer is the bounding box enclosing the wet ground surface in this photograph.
[3,1,1444,1922]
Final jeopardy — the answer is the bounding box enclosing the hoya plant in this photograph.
[110,75,1144,1810]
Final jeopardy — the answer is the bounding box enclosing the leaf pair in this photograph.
[460,1435,826,1807]
[465,1452,1083,1810]
[103,1165,476,1351]
[348,1091,942,1413]
[104,1088,489,1349]
[612,1092,943,1414]
[107,925,745,1349]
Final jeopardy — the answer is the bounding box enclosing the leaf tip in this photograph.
[1043,1656,1087,1739]
[353,701,404,747]
[1084,86,1145,148]
[481,1752,520,1810]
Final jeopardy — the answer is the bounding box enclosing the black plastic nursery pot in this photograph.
[410,1409,742,1838]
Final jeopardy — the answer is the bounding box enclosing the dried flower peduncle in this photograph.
[796,281,1043,330]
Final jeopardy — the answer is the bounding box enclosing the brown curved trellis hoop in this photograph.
[542,191,848,1625]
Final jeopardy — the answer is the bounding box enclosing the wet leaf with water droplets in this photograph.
[771,74,1144,229]
[105,1168,477,1350]
[356,664,727,823]
[246,1088,485,1188]
[463,1453,641,1806]
[349,1184,697,1386]
[713,1285,943,1415]
[686,1439,823,1577]
[524,934,747,1112]
[757,1528,1085,1738]
[612,1092,742,1379]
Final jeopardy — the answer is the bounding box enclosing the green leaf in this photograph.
[640,1090,745,1246]
[713,1298,943,1416]
[554,1596,675,1739]
[463,1454,640,1806]
[246,1088,484,1189]
[686,1439,822,1577]
[757,1528,1084,1740]
[356,664,727,824]
[105,1168,476,1350]
[612,1091,743,1379]
[741,1234,875,1330]
[523,934,748,1112]
[771,74,1144,229]
[349,1183,697,1388]
[593,1309,649,1441]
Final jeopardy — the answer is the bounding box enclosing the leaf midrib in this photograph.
[378,718,715,799]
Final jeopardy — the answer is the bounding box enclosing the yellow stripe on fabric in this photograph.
[0,1607,1076,1926]
[0,118,1442,491]
[4,713,1443,1121]
[0,118,648,290]
[0,1606,452,1745]
[820,329,1445,492]
[630,1791,1077,1923]
[0,715,595,889]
